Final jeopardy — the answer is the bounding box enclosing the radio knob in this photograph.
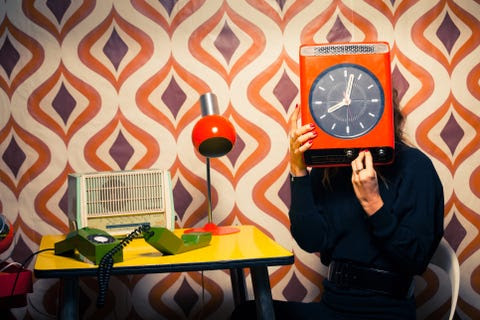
[345,149,355,159]
[377,148,386,159]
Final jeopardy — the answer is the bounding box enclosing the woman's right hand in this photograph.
[289,105,317,177]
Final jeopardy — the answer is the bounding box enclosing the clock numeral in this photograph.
[346,126,350,134]
[331,123,336,130]
[368,112,375,117]
[367,84,374,89]
[329,75,335,81]
[371,98,379,103]
[359,122,365,129]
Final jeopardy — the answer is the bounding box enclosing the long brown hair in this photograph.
[392,89,406,144]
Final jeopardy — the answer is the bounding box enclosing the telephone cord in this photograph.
[96,224,150,308]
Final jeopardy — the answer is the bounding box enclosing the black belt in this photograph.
[328,261,413,298]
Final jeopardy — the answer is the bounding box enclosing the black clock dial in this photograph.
[309,63,384,139]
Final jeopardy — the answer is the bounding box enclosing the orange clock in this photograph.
[299,42,395,167]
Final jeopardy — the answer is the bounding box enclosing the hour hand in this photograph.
[327,100,347,113]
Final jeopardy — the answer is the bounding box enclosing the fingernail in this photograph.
[309,123,315,128]
[295,104,299,109]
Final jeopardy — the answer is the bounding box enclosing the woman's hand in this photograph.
[289,105,317,177]
[351,150,384,216]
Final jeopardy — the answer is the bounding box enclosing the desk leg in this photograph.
[59,277,79,320]
[250,266,275,320]
[230,268,247,306]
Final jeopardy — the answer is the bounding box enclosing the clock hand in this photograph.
[344,74,354,104]
[327,100,347,113]
[327,74,355,113]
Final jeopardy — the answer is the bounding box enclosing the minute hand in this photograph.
[344,74,354,102]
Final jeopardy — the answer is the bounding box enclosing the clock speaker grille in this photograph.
[301,43,389,56]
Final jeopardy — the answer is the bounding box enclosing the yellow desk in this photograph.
[34,225,294,320]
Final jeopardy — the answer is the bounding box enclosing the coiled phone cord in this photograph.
[96,224,151,308]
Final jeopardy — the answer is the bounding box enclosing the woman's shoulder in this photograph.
[393,143,436,173]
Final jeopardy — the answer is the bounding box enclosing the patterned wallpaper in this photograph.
[0,0,479,319]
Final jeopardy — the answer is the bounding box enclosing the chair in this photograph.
[416,238,460,320]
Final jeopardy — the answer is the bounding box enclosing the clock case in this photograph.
[299,42,395,167]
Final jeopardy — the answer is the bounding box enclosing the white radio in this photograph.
[67,169,175,236]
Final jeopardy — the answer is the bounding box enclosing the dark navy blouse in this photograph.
[289,143,444,276]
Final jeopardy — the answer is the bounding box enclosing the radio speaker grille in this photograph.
[68,169,174,235]
[301,43,389,56]
[85,171,165,216]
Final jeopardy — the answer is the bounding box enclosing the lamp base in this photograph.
[184,222,239,236]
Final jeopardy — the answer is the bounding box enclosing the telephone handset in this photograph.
[143,227,212,255]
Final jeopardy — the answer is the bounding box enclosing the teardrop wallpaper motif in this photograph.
[1,0,479,319]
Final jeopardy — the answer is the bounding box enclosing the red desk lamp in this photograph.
[186,93,239,235]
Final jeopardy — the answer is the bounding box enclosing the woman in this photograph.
[232,98,444,319]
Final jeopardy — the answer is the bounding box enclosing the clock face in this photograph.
[309,63,384,139]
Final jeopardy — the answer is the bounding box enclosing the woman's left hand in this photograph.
[351,150,384,216]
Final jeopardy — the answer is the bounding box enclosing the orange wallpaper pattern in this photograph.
[0,0,479,319]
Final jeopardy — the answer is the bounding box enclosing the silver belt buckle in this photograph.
[327,261,335,280]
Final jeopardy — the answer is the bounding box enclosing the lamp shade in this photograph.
[192,93,236,158]
[192,115,236,158]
